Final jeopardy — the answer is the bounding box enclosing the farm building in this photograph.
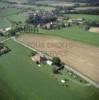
[57,16,64,22]
[46,60,53,66]
[0,47,8,54]
[31,53,47,64]
[0,27,12,35]
[0,43,10,56]
[5,27,12,32]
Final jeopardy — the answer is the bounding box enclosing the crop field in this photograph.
[0,39,99,100]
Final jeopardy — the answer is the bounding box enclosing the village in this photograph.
[1,8,99,37]
[0,10,87,36]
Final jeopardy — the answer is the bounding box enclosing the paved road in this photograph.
[11,37,99,89]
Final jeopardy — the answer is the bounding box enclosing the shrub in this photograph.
[52,66,59,74]
[31,51,37,56]
[52,57,61,66]
[0,43,4,49]
[85,25,90,30]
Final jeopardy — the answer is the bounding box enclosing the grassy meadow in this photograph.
[0,2,99,47]
[0,2,54,28]
[36,27,99,47]
[64,14,99,22]
[0,39,99,100]
[0,36,6,42]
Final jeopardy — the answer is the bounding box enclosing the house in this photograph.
[57,16,64,22]
[31,53,47,64]
[0,27,12,34]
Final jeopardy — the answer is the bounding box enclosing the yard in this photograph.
[0,39,99,100]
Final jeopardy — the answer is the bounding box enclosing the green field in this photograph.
[0,2,54,28]
[0,39,99,100]
[37,27,99,46]
[0,6,99,47]
[64,14,99,22]
[0,18,11,28]
[0,36,6,42]
[0,7,23,28]
[0,2,99,46]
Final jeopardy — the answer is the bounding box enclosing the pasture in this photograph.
[64,14,99,22]
[0,36,7,42]
[0,2,99,47]
[0,2,54,28]
[0,39,99,100]
[38,27,99,47]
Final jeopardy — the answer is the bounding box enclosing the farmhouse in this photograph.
[31,53,47,64]
[0,27,12,35]
[5,27,12,32]
[44,22,52,29]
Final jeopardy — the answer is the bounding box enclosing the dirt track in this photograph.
[17,34,99,83]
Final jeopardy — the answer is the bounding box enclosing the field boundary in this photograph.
[10,37,99,89]
[0,38,11,43]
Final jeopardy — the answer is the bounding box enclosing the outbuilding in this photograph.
[46,60,53,66]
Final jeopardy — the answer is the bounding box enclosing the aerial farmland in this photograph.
[0,0,99,100]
